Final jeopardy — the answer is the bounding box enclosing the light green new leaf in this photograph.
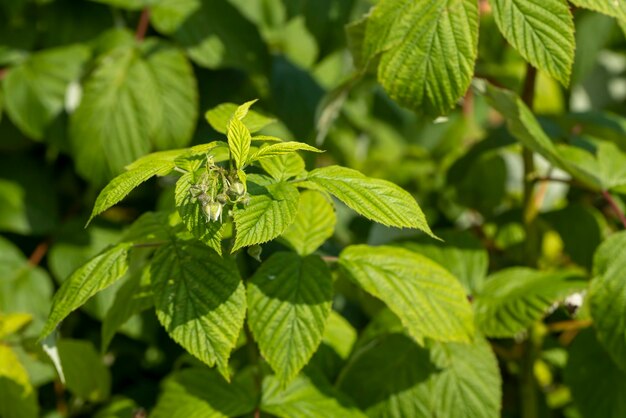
[151,368,257,418]
[205,102,275,134]
[569,0,626,22]
[261,371,365,418]
[340,245,474,344]
[370,0,479,115]
[71,39,197,184]
[174,172,222,254]
[151,241,246,378]
[232,179,300,252]
[0,345,38,418]
[248,253,333,385]
[589,231,626,371]
[40,242,132,339]
[0,313,32,339]
[227,117,252,170]
[282,191,336,256]
[474,267,587,338]
[3,44,89,140]
[564,329,626,418]
[57,339,111,402]
[490,0,574,85]
[88,160,176,225]
[233,99,258,120]
[307,166,434,236]
[259,153,306,181]
[338,332,500,418]
[101,267,153,351]
[249,142,323,163]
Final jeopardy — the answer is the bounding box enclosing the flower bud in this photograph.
[216,193,229,204]
[203,201,223,222]
[230,181,245,196]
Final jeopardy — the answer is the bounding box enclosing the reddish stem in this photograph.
[0,68,7,80]
[602,190,626,229]
[135,8,150,41]
[28,240,50,266]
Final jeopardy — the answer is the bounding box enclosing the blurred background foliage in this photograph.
[2,0,626,417]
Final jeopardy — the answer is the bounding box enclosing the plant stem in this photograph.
[0,68,6,80]
[602,190,626,229]
[520,63,541,418]
[135,8,150,41]
[28,240,50,266]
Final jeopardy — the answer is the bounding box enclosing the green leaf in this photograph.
[205,102,275,134]
[0,236,53,336]
[281,190,336,256]
[57,339,111,402]
[88,161,176,225]
[174,172,222,254]
[589,231,626,371]
[338,332,501,418]
[339,245,474,344]
[364,0,479,115]
[40,242,132,339]
[249,142,323,163]
[71,39,197,184]
[227,117,252,170]
[490,0,574,85]
[397,230,489,295]
[474,267,587,338]
[152,368,257,418]
[140,39,198,150]
[248,252,333,385]
[261,371,365,418]
[0,345,38,418]
[232,179,300,252]
[0,313,31,339]
[259,153,306,181]
[3,44,89,139]
[101,266,153,351]
[151,241,246,378]
[569,0,626,22]
[151,0,269,71]
[565,329,626,418]
[307,166,434,236]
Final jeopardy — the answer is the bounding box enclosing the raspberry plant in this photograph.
[3,0,626,417]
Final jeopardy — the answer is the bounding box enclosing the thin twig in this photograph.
[602,190,626,229]
[28,240,50,266]
[135,8,150,41]
[547,319,592,332]
[0,68,7,80]
[321,255,338,263]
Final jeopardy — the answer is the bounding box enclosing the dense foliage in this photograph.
[2,0,626,417]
